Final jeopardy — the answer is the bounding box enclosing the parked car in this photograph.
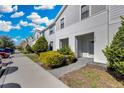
[0,52,10,58]
[0,48,15,54]
[0,55,2,69]
[4,48,15,54]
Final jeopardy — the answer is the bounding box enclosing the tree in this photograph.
[32,36,48,54]
[25,44,33,53]
[0,36,15,49]
[103,16,124,75]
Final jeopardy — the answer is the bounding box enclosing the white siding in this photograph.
[91,5,106,16]
[110,5,124,23]
[56,5,80,31]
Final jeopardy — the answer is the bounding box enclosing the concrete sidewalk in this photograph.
[0,51,68,88]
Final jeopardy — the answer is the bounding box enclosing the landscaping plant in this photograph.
[32,36,48,54]
[103,16,124,75]
[25,44,33,53]
[39,51,65,68]
[57,46,77,64]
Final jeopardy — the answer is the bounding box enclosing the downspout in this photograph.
[107,5,110,45]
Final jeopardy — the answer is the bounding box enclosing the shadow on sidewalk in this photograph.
[3,66,18,75]
[0,83,21,88]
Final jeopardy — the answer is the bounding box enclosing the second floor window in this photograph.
[60,18,64,29]
[49,26,55,35]
[81,5,89,20]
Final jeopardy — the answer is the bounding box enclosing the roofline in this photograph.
[33,5,68,34]
[54,5,68,22]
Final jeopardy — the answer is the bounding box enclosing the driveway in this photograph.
[0,51,68,88]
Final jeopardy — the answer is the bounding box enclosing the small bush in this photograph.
[39,51,65,68]
[57,47,74,55]
[32,36,48,54]
[57,47,77,64]
[64,55,76,65]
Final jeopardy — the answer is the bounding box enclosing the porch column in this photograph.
[69,35,76,54]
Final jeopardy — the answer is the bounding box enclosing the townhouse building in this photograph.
[29,5,124,64]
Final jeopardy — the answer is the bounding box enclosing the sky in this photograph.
[0,5,62,45]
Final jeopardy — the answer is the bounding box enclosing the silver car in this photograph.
[0,55,2,69]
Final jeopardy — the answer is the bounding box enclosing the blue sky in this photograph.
[0,5,62,45]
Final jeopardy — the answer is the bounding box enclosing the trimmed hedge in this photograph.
[39,51,65,68]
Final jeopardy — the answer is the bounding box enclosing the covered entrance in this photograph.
[76,32,94,58]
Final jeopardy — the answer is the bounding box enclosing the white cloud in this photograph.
[0,20,12,32]
[40,17,54,26]
[27,12,42,24]
[12,24,20,30]
[0,14,3,18]
[34,5,55,10]
[11,11,24,18]
[34,25,45,31]
[12,38,18,42]
[19,20,29,26]
[0,20,20,32]
[13,5,18,12]
[27,12,54,25]
[15,36,21,39]
[0,5,18,13]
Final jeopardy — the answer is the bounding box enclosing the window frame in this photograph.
[60,18,64,29]
[81,5,89,20]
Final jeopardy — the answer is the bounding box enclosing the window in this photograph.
[60,18,64,29]
[81,5,89,20]
[49,26,55,35]
[41,31,45,37]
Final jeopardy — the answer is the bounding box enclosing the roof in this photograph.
[35,5,68,33]
[54,5,68,22]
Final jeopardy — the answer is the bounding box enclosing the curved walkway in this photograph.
[0,51,67,88]
[49,58,93,78]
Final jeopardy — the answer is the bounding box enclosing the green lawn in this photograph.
[25,53,51,69]
[59,64,124,88]
[25,53,40,62]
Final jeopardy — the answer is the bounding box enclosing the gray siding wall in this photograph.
[110,5,124,23]
[56,5,80,31]
[109,5,124,44]
[91,5,106,16]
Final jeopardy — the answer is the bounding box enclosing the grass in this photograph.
[25,53,40,62]
[25,53,51,70]
[59,64,124,88]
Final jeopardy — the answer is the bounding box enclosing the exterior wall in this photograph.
[109,5,124,43]
[56,5,80,31]
[55,10,108,63]
[32,5,124,64]
[44,29,56,50]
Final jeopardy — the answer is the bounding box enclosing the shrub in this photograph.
[114,62,124,75]
[25,44,33,53]
[32,36,48,54]
[57,47,77,64]
[39,51,65,68]
[103,16,124,75]
[57,46,74,55]
[64,55,76,65]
